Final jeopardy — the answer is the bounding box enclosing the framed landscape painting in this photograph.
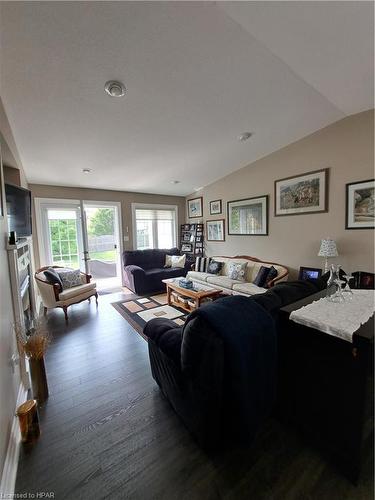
[209,199,222,215]
[206,219,225,241]
[346,179,374,229]
[274,168,328,216]
[228,195,268,235]
[188,197,203,218]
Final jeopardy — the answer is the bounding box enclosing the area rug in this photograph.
[111,293,188,341]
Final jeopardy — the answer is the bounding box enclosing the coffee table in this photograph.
[163,278,222,313]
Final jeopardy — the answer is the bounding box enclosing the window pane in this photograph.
[136,220,153,250]
[157,220,173,249]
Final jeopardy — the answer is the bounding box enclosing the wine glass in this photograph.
[342,274,354,301]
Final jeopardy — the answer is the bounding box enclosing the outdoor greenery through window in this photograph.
[134,207,176,250]
[48,210,79,268]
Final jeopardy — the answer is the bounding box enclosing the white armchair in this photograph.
[35,266,98,321]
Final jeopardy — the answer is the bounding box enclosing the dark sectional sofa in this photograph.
[123,247,191,294]
[143,276,328,448]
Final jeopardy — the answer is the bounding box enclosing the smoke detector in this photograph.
[104,81,126,97]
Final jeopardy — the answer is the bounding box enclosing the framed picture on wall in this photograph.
[181,243,193,252]
[346,179,374,229]
[209,199,222,215]
[274,168,329,216]
[188,197,203,218]
[228,195,268,235]
[206,219,225,241]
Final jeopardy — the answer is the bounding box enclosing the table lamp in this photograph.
[318,238,338,273]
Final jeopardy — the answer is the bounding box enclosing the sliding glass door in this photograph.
[35,198,123,290]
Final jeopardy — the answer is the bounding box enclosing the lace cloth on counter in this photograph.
[289,290,375,343]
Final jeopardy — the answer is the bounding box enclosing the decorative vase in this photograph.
[29,357,49,405]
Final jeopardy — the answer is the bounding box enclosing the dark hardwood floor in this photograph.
[15,291,373,500]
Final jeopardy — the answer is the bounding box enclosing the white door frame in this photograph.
[34,198,84,268]
[83,200,123,284]
[34,198,124,284]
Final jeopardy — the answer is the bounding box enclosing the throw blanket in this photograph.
[184,295,277,442]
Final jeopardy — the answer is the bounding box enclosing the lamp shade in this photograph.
[318,238,338,257]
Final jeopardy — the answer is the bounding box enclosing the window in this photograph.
[133,205,177,250]
[47,209,79,267]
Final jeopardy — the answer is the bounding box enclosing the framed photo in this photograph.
[274,168,328,216]
[196,235,202,242]
[298,267,322,281]
[182,232,191,242]
[346,179,374,229]
[228,195,268,235]
[0,144,4,218]
[206,219,225,241]
[181,224,190,231]
[209,199,222,215]
[188,197,203,218]
[181,243,193,252]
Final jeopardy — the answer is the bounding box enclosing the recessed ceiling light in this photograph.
[82,168,92,174]
[238,132,253,142]
[104,80,126,97]
[171,180,180,185]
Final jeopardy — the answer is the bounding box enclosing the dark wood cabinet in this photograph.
[278,291,374,483]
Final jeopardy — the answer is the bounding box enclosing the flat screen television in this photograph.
[5,183,32,237]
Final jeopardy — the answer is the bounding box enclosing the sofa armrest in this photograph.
[124,264,146,293]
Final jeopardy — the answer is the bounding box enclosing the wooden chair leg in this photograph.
[43,307,48,316]
[88,297,91,302]
[95,292,98,306]
[63,306,68,321]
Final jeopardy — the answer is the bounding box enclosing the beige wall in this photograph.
[187,110,374,279]
[29,184,186,269]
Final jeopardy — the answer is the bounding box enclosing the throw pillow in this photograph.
[170,254,186,269]
[207,260,223,275]
[228,261,247,281]
[164,255,173,268]
[265,266,278,288]
[56,268,82,289]
[195,256,211,272]
[253,266,271,287]
[44,268,63,291]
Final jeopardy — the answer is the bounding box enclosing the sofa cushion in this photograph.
[43,268,63,291]
[187,271,211,282]
[211,257,255,282]
[228,261,247,281]
[253,266,271,287]
[145,267,183,280]
[206,276,242,290]
[207,260,223,275]
[232,282,267,296]
[265,266,278,287]
[58,282,96,301]
[195,256,211,272]
[55,268,82,289]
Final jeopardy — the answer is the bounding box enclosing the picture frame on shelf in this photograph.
[228,195,268,235]
[181,224,190,231]
[182,232,191,242]
[209,199,222,215]
[298,267,322,281]
[188,197,203,218]
[345,179,374,229]
[274,168,329,216]
[181,243,193,253]
[206,219,225,241]
[196,235,202,243]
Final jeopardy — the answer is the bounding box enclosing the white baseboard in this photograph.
[0,383,28,497]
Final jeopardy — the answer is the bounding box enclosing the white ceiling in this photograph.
[0,1,373,196]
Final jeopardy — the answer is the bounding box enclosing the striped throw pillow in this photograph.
[195,256,211,272]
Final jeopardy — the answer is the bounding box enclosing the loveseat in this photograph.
[187,255,288,296]
[123,247,191,294]
[144,277,325,448]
